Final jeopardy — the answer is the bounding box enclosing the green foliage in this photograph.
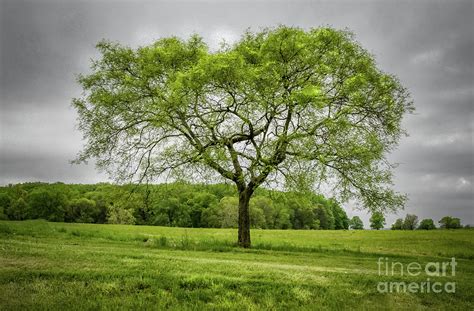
[418,218,436,230]
[73,26,413,218]
[186,191,218,228]
[439,216,462,229]
[72,26,414,247]
[403,214,419,230]
[349,216,364,230]
[288,197,314,229]
[250,202,266,229]
[330,199,349,230]
[272,204,292,229]
[250,196,274,229]
[218,197,239,228]
[66,198,100,223]
[369,212,385,230]
[24,185,70,222]
[0,182,350,231]
[198,195,268,229]
[83,191,108,223]
[314,206,330,230]
[0,193,11,220]
[7,198,29,220]
[391,218,404,230]
[107,205,136,225]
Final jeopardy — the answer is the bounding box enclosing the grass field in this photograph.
[0,220,473,310]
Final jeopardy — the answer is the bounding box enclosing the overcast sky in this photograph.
[1,0,473,226]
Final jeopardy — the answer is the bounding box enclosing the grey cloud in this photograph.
[394,133,473,176]
[0,151,105,185]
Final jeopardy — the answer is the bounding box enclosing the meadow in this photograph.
[0,220,473,310]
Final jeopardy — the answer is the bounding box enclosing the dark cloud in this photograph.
[1,0,473,225]
[0,151,105,185]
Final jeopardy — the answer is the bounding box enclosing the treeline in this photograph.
[0,182,350,230]
[391,214,466,230]
[347,213,468,230]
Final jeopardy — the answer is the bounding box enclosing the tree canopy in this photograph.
[369,211,386,230]
[391,218,403,230]
[439,216,462,229]
[349,216,364,230]
[73,26,413,247]
[402,214,419,230]
[418,218,436,230]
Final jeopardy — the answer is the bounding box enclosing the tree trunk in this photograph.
[237,188,252,248]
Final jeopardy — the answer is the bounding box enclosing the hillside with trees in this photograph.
[0,182,349,230]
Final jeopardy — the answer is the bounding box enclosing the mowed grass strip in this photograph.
[0,220,473,310]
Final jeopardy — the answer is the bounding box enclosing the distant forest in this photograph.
[0,182,350,230]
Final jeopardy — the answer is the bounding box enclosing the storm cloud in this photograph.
[1,0,473,225]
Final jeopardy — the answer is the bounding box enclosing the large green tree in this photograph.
[73,26,412,247]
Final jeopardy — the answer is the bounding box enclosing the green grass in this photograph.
[0,220,473,310]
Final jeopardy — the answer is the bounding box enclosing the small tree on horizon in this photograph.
[369,212,385,230]
[439,216,462,229]
[402,214,418,230]
[418,218,436,230]
[73,26,412,247]
[349,216,364,230]
[391,218,403,230]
